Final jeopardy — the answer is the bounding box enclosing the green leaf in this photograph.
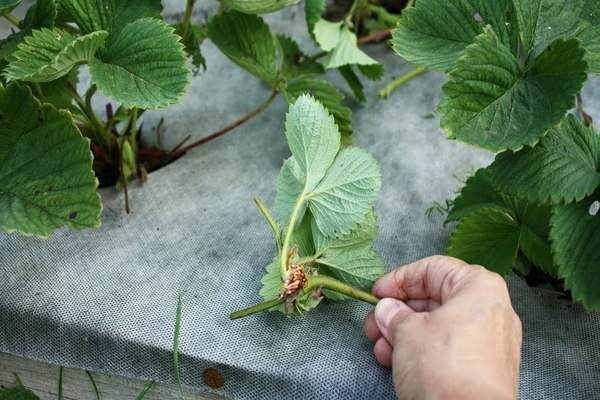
[313,209,377,256]
[308,146,381,238]
[489,115,600,204]
[357,63,384,81]
[313,20,382,70]
[276,35,324,80]
[6,28,108,82]
[316,247,384,289]
[208,11,278,85]
[285,94,340,192]
[284,77,352,140]
[0,83,101,238]
[174,23,207,75]
[338,65,366,102]
[305,0,325,39]
[577,1,600,74]
[28,68,79,110]
[518,202,554,276]
[0,386,40,400]
[446,168,511,223]
[0,0,56,60]
[89,18,189,110]
[290,210,315,258]
[438,27,588,152]
[222,0,299,14]
[273,157,306,231]
[60,0,162,35]
[0,0,20,16]
[391,0,515,71]
[551,190,600,311]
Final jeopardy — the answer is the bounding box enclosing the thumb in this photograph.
[375,298,415,345]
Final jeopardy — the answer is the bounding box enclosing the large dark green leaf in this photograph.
[0,83,101,237]
[60,0,162,34]
[89,18,189,110]
[391,0,516,71]
[208,11,278,85]
[551,190,600,311]
[438,28,587,152]
[490,115,600,204]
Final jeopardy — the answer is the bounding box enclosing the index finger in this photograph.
[372,255,477,303]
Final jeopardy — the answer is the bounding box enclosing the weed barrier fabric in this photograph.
[1,4,600,399]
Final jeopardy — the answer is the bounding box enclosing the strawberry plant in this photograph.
[231,95,384,319]
[391,0,600,311]
[0,0,405,238]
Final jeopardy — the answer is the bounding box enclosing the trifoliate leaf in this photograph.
[0,83,101,237]
[273,157,306,231]
[89,18,189,110]
[438,27,588,152]
[60,0,162,35]
[0,386,40,400]
[338,65,366,102]
[222,0,299,15]
[276,35,324,80]
[446,168,511,223]
[313,209,377,256]
[285,94,340,192]
[0,0,20,16]
[391,0,515,72]
[6,28,107,82]
[284,77,352,140]
[208,11,278,85]
[551,190,600,311]
[313,20,382,70]
[305,0,325,39]
[0,0,56,60]
[308,147,381,238]
[316,247,384,290]
[489,115,600,204]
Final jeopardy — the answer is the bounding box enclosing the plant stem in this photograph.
[229,276,380,320]
[255,197,280,244]
[118,138,131,214]
[172,88,278,156]
[3,13,21,28]
[406,0,416,7]
[577,94,594,128]
[280,195,306,278]
[357,28,393,44]
[85,85,111,143]
[378,67,426,98]
[180,0,196,41]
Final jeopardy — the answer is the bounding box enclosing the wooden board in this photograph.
[0,352,229,400]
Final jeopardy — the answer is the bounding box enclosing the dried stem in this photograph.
[357,28,393,44]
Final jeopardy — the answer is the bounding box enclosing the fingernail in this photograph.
[375,298,406,331]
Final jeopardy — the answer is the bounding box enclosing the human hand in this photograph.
[363,256,522,400]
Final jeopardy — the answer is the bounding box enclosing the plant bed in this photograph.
[1,1,600,399]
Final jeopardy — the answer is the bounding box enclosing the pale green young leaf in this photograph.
[0,83,101,238]
[439,28,587,152]
[312,209,377,256]
[551,191,600,311]
[276,35,324,80]
[446,168,511,223]
[60,0,162,35]
[447,209,521,275]
[0,0,20,16]
[284,77,352,140]
[489,115,600,204]
[314,20,381,70]
[305,0,325,39]
[308,147,381,238]
[316,247,384,290]
[208,11,278,85]
[89,18,189,110]
[391,0,515,72]
[6,28,107,82]
[285,94,340,192]
[273,157,306,231]
[222,0,299,15]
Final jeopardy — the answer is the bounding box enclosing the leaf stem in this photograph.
[357,28,393,44]
[85,85,111,143]
[172,88,278,156]
[229,276,380,320]
[180,0,196,41]
[378,67,426,98]
[255,197,280,245]
[280,194,306,278]
[406,0,415,7]
[3,13,21,28]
